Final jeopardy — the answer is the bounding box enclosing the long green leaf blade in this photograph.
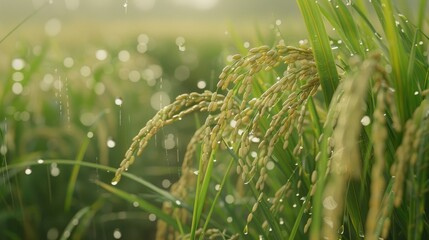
[95,180,181,232]
[296,0,339,107]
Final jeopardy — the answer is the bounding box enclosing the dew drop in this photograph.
[113,228,122,239]
[338,224,345,234]
[251,136,260,143]
[243,225,249,235]
[107,138,116,148]
[127,70,141,83]
[175,200,182,206]
[87,131,94,138]
[414,91,419,95]
[323,196,338,210]
[71,218,79,225]
[63,57,74,68]
[225,194,235,204]
[266,161,275,170]
[215,184,221,191]
[111,181,118,186]
[12,82,23,95]
[292,203,297,208]
[361,115,371,126]
[115,97,123,106]
[118,50,130,62]
[227,216,233,223]
[197,80,206,89]
[80,66,91,77]
[230,120,237,128]
[279,217,285,225]
[193,170,199,175]
[50,163,60,177]
[95,49,108,61]
[25,167,32,175]
[161,179,171,188]
[132,201,139,207]
[148,213,157,221]
[37,159,44,164]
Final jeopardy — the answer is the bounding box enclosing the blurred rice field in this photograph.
[0,1,305,239]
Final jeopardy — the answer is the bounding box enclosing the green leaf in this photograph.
[94,180,181,232]
[65,137,91,211]
[296,0,339,107]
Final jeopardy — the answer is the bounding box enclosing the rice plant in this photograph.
[112,0,429,239]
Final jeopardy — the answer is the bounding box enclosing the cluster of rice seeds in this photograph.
[366,89,387,240]
[244,192,265,233]
[364,59,404,240]
[269,182,291,214]
[232,47,318,236]
[207,44,319,237]
[391,98,429,207]
[179,228,239,240]
[112,91,224,183]
[322,54,383,239]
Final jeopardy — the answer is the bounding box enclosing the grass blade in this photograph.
[94,180,181,232]
[0,159,182,206]
[296,0,339,107]
[190,147,217,238]
[199,155,234,240]
[379,0,412,122]
[0,2,49,44]
[65,137,91,211]
[59,206,91,240]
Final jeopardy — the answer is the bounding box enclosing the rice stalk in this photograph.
[391,98,429,208]
[321,53,384,239]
